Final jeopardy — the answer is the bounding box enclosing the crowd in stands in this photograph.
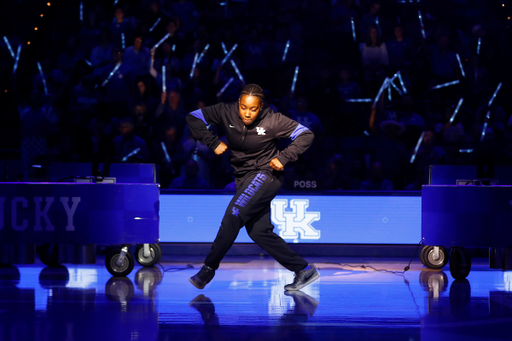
[2,0,512,191]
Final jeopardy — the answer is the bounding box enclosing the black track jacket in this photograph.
[185,102,314,181]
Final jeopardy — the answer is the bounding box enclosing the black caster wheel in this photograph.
[105,247,135,277]
[135,244,162,267]
[420,245,429,266]
[422,245,448,269]
[450,247,471,280]
[38,244,60,267]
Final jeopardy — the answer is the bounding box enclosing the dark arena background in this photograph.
[1,0,512,340]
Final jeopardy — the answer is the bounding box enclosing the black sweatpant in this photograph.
[205,170,308,272]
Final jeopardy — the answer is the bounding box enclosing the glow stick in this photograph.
[189,53,198,79]
[410,132,425,163]
[84,59,92,67]
[431,80,459,90]
[152,33,170,50]
[220,44,237,66]
[102,62,121,87]
[12,45,21,74]
[480,122,488,142]
[221,42,228,54]
[456,54,465,78]
[477,37,481,54]
[390,80,403,96]
[364,130,370,136]
[375,16,380,27]
[351,18,356,41]
[372,77,389,107]
[291,66,299,94]
[37,62,48,96]
[217,77,234,97]
[387,84,392,101]
[162,65,166,93]
[230,60,244,83]
[122,148,140,162]
[149,18,161,32]
[3,36,15,59]
[488,82,502,106]
[161,142,171,163]
[282,40,290,62]
[459,149,473,153]
[418,11,426,39]
[172,44,176,51]
[113,0,118,5]
[346,98,372,103]
[121,33,125,49]
[485,110,491,120]
[398,72,407,93]
[449,98,464,123]
[197,43,209,63]
[80,2,83,21]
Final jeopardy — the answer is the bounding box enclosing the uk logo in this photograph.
[271,199,321,240]
[256,127,266,135]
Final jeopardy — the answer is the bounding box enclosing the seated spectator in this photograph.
[113,117,150,162]
[360,24,388,87]
[387,24,414,73]
[154,90,187,137]
[430,35,458,84]
[289,96,324,135]
[360,1,381,39]
[360,162,393,190]
[90,28,114,69]
[110,6,135,48]
[56,37,85,73]
[414,130,449,167]
[169,159,210,190]
[132,78,158,115]
[123,34,150,76]
[399,95,425,130]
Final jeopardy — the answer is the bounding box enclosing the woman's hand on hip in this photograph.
[269,158,284,171]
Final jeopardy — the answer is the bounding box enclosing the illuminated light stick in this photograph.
[162,65,166,93]
[121,33,125,49]
[3,36,15,59]
[197,43,209,63]
[37,62,48,96]
[113,0,118,5]
[122,148,140,162]
[410,131,425,163]
[351,17,356,41]
[372,77,390,108]
[488,82,502,106]
[477,37,481,55]
[80,2,83,21]
[149,18,161,32]
[449,98,464,123]
[161,142,171,163]
[217,77,234,97]
[480,121,488,142]
[84,59,92,67]
[230,59,244,83]
[418,11,426,39]
[456,53,465,77]
[282,40,290,62]
[389,80,403,96]
[375,16,380,29]
[220,43,238,66]
[102,62,121,87]
[397,72,407,93]
[485,110,491,120]
[387,84,392,101]
[346,98,372,103]
[221,42,228,54]
[189,53,198,79]
[152,33,170,50]
[364,130,370,136]
[12,45,21,74]
[431,79,460,90]
[172,44,176,51]
[291,66,299,94]
[459,149,473,153]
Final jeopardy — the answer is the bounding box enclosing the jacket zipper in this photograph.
[240,125,247,150]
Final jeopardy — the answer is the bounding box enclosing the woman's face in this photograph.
[137,81,146,95]
[370,28,378,41]
[238,95,263,126]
